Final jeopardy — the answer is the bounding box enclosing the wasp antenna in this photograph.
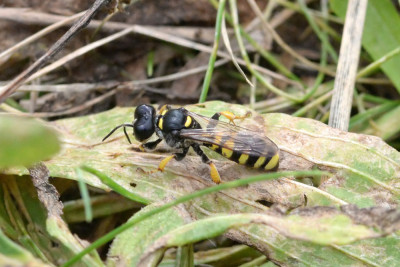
[102,124,134,142]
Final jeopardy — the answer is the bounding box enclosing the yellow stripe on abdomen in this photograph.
[221,148,233,158]
[265,154,279,170]
[238,154,249,164]
[210,144,219,151]
[253,156,266,168]
[184,116,192,127]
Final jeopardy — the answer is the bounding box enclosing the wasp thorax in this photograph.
[162,109,188,132]
[133,104,156,141]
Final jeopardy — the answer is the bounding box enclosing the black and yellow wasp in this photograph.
[102,104,280,183]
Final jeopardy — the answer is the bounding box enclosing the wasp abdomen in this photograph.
[203,133,279,171]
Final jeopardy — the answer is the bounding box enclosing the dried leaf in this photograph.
[28,162,63,218]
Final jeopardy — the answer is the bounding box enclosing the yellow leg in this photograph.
[139,144,145,152]
[146,155,175,175]
[209,162,221,184]
[158,155,175,172]
[219,111,251,125]
[158,104,170,116]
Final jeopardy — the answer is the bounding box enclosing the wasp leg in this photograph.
[191,143,221,184]
[211,111,251,125]
[156,147,189,172]
[175,146,190,161]
[139,138,162,151]
[157,155,175,172]
[158,104,172,115]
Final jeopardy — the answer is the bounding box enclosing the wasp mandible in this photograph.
[102,104,280,183]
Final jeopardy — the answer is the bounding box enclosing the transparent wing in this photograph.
[191,110,250,130]
[180,111,278,156]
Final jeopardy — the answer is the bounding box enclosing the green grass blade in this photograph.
[61,170,328,267]
[76,167,93,223]
[199,0,226,103]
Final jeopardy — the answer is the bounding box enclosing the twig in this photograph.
[0,8,218,44]
[29,163,63,218]
[0,0,111,103]
[250,54,260,109]
[123,58,230,87]
[131,24,297,86]
[30,89,117,118]
[0,11,85,63]
[3,59,229,95]
[25,27,134,83]
[328,0,368,131]
[220,13,253,87]
[0,7,300,89]
[11,81,119,93]
[274,0,343,24]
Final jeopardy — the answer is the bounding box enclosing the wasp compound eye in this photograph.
[133,105,156,142]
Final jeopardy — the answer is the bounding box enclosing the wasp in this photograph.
[102,104,279,184]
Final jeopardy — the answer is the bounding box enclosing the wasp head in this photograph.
[133,104,156,142]
[102,104,156,144]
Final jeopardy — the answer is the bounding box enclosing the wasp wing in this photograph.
[180,111,279,156]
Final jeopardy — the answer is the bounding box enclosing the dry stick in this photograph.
[248,0,310,31]
[0,8,299,88]
[7,59,229,94]
[0,8,218,44]
[2,87,118,118]
[328,0,367,131]
[20,27,230,87]
[29,89,116,118]
[221,14,253,87]
[26,27,134,83]
[19,63,230,116]
[123,25,298,86]
[0,0,111,103]
[250,54,260,109]
[274,0,343,24]
[12,81,119,93]
[7,25,297,89]
[0,11,85,63]
[124,58,230,87]
[29,84,38,113]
